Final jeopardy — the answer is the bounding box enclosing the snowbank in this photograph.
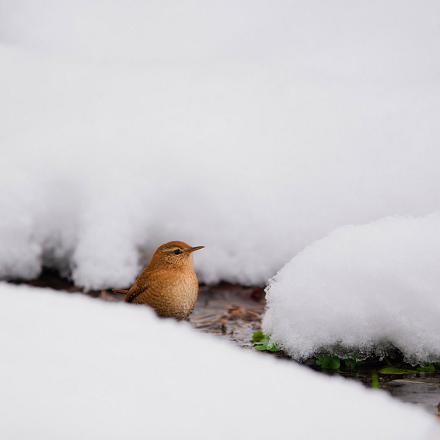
[1,2,440,289]
[0,283,438,439]
[263,214,440,362]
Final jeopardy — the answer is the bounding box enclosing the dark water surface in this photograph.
[192,284,440,416]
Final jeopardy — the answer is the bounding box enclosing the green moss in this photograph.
[379,367,417,375]
[315,355,340,371]
[371,373,380,389]
[416,364,436,373]
[251,331,281,353]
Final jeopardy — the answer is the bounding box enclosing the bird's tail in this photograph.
[112,289,129,295]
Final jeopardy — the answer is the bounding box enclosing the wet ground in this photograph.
[11,271,440,415]
[193,284,440,416]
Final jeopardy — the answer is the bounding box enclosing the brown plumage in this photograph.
[120,241,204,320]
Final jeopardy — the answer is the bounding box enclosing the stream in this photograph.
[13,271,440,416]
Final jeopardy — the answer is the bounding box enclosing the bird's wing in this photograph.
[112,288,129,295]
[125,281,144,303]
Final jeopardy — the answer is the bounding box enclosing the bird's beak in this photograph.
[187,246,204,253]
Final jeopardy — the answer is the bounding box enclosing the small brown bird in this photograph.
[118,241,204,320]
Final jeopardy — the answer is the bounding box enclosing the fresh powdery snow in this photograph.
[0,283,439,440]
[1,1,440,289]
[263,214,440,362]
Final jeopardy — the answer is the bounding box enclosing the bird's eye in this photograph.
[173,249,183,255]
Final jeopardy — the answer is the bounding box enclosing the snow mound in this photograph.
[1,2,440,288]
[263,214,440,362]
[0,283,439,439]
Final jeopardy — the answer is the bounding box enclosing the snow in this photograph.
[263,214,440,362]
[1,3,439,433]
[1,2,440,289]
[0,283,439,439]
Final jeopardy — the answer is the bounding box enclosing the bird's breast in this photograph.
[145,269,199,319]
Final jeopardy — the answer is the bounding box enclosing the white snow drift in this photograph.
[263,214,440,362]
[1,1,440,288]
[0,283,439,439]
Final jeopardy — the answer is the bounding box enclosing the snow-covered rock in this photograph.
[263,214,440,362]
[0,283,439,439]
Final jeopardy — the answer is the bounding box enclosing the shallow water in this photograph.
[11,271,440,415]
[191,284,440,414]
